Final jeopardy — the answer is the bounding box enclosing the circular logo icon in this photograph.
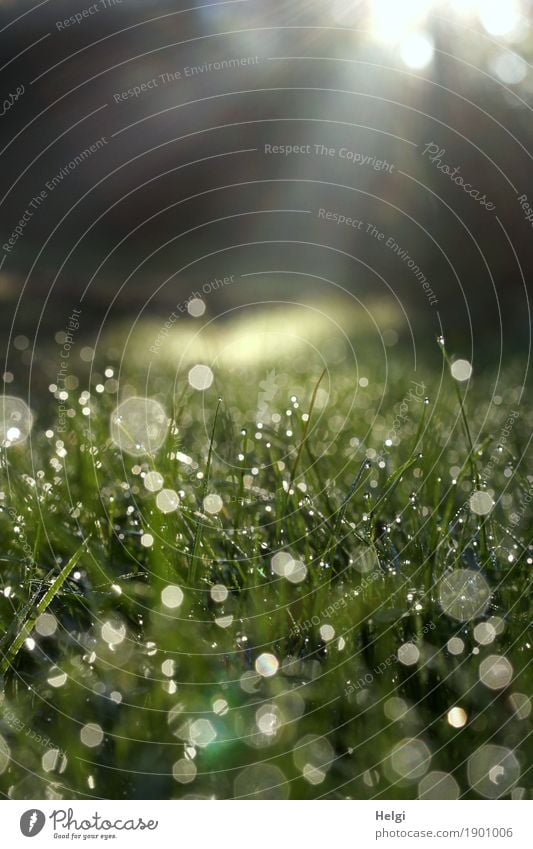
[20,810,46,837]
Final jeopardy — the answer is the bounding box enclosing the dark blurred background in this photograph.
[0,0,532,383]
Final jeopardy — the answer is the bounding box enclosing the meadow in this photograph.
[0,312,531,800]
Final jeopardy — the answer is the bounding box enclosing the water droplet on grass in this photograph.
[188,364,214,391]
[467,745,520,798]
[439,569,491,621]
[255,652,279,677]
[0,396,32,446]
[110,397,169,456]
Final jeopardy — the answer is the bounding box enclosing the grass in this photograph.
[0,327,531,800]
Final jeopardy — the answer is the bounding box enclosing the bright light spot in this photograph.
[467,745,520,798]
[303,764,326,785]
[372,0,434,43]
[398,642,420,666]
[141,533,154,547]
[189,718,216,748]
[35,613,57,637]
[203,493,223,514]
[400,32,435,69]
[213,698,229,716]
[489,52,527,85]
[256,705,281,736]
[0,396,32,447]
[14,335,29,351]
[320,624,335,642]
[161,659,175,677]
[418,770,460,799]
[188,364,214,391]
[271,551,293,577]
[508,692,531,719]
[210,584,228,602]
[215,614,233,629]
[80,346,94,362]
[187,298,206,317]
[479,654,513,689]
[473,621,496,645]
[439,569,491,621]
[384,697,408,721]
[447,706,467,728]
[389,738,431,781]
[451,359,473,381]
[144,471,164,492]
[161,585,184,609]
[446,637,465,654]
[101,620,126,647]
[271,551,307,583]
[286,559,307,584]
[172,759,197,783]
[47,667,67,688]
[255,652,279,678]
[293,734,334,781]
[80,723,104,748]
[42,749,67,774]
[478,0,522,36]
[110,397,169,456]
[156,488,180,513]
[470,490,494,516]
[234,764,289,799]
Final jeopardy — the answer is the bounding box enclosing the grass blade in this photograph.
[0,533,91,678]
[190,397,222,583]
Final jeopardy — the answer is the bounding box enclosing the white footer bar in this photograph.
[3,799,531,848]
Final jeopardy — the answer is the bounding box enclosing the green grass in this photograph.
[0,332,531,800]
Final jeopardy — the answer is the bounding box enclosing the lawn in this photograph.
[0,318,531,800]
